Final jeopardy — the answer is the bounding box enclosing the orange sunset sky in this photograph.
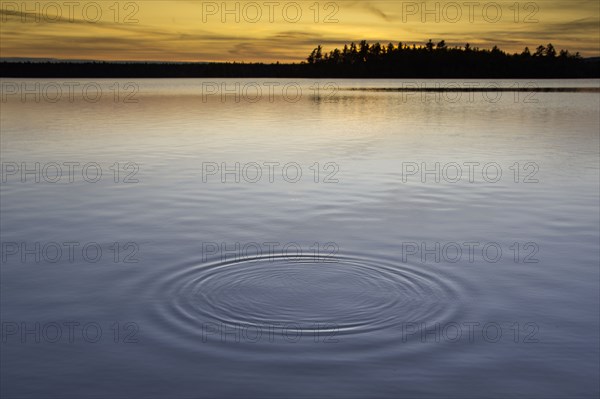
[1,0,599,62]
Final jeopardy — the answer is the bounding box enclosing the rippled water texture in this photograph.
[1,79,599,398]
[147,253,465,339]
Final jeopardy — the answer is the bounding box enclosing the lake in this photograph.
[1,79,599,398]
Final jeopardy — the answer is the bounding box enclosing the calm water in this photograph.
[1,79,599,398]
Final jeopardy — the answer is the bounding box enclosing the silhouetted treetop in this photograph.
[307,40,581,65]
[301,40,591,78]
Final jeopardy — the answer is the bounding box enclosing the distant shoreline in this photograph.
[2,61,599,79]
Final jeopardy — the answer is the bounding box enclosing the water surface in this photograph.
[1,79,599,398]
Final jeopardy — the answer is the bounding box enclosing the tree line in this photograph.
[308,40,580,65]
[303,40,596,78]
[1,40,598,78]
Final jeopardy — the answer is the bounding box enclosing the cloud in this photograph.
[345,1,392,22]
[1,1,598,61]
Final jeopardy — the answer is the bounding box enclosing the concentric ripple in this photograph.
[144,253,467,339]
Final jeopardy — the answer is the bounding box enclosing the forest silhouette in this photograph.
[304,40,596,78]
[2,40,598,78]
